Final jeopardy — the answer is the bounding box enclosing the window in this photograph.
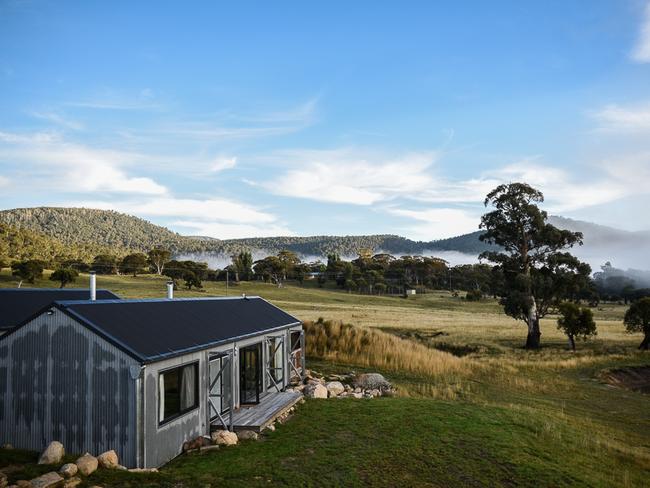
[158,362,199,425]
[267,337,284,388]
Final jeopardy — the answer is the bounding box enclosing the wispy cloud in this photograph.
[66,197,293,239]
[30,111,84,131]
[0,130,166,195]
[386,207,480,240]
[631,2,650,63]
[258,148,438,205]
[65,87,162,111]
[486,162,629,213]
[230,97,319,124]
[210,156,237,173]
[592,102,650,132]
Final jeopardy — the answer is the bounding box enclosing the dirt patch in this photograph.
[600,366,650,394]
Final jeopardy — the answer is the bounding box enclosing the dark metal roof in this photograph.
[54,297,300,363]
[0,288,120,331]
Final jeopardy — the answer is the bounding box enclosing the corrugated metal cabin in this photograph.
[0,296,304,468]
[0,287,120,334]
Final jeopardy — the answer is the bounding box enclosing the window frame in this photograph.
[157,360,200,427]
[266,336,284,389]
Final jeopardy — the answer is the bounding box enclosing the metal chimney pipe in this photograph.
[166,281,174,299]
[89,271,97,301]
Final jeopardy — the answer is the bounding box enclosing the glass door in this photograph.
[208,354,232,423]
[239,344,262,404]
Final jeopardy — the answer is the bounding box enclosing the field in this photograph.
[1,269,649,487]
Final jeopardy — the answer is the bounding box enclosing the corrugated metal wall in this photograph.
[0,309,139,466]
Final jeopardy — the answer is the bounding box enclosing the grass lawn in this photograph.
[0,269,648,487]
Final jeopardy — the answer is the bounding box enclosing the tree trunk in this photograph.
[640,333,649,351]
[525,296,541,349]
[568,334,575,351]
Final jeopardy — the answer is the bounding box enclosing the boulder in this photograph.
[58,464,78,478]
[115,465,127,471]
[0,472,7,488]
[237,430,259,441]
[2,443,13,450]
[16,481,33,488]
[75,453,98,476]
[353,373,392,391]
[210,430,238,446]
[38,442,65,465]
[304,383,327,399]
[266,424,276,432]
[62,477,81,488]
[29,472,63,488]
[352,392,363,399]
[325,381,345,397]
[97,450,118,469]
[183,436,207,452]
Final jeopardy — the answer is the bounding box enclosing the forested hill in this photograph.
[206,234,491,256]
[0,207,198,253]
[0,207,490,257]
[0,222,114,262]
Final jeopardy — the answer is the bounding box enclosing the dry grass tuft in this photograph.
[304,318,470,379]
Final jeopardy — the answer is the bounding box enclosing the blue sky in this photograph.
[1,0,649,240]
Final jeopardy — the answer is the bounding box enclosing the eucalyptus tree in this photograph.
[556,301,597,351]
[231,250,254,281]
[49,267,79,288]
[479,183,589,349]
[148,247,171,275]
[624,297,650,350]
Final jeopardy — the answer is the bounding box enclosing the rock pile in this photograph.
[288,370,396,399]
[0,442,153,488]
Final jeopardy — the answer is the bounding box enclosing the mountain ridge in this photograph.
[1,207,648,269]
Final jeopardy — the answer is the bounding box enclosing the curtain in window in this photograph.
[158,372,166,423]
[180,364,196,410]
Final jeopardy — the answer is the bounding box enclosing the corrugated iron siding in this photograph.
[0,309,139,466]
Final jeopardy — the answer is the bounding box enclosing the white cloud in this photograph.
[631,2,650,63]
[486,162,630,213]
[0,131,166,195]
[0,175,9,187]
[66,196,292,239]
[210,156,237,173]
[172,221,294,239]
[592,103,650,132]
[99,197,276,223]
[386,207,480,240]
[259,148,438,205]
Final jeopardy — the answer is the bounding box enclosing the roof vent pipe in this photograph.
[166,281,174,299]
[89,271,97,301]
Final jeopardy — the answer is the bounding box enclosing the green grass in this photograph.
[0,269,648,487]
[1,399,646,487]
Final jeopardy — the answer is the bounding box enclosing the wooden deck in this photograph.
[226,391,303,433]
